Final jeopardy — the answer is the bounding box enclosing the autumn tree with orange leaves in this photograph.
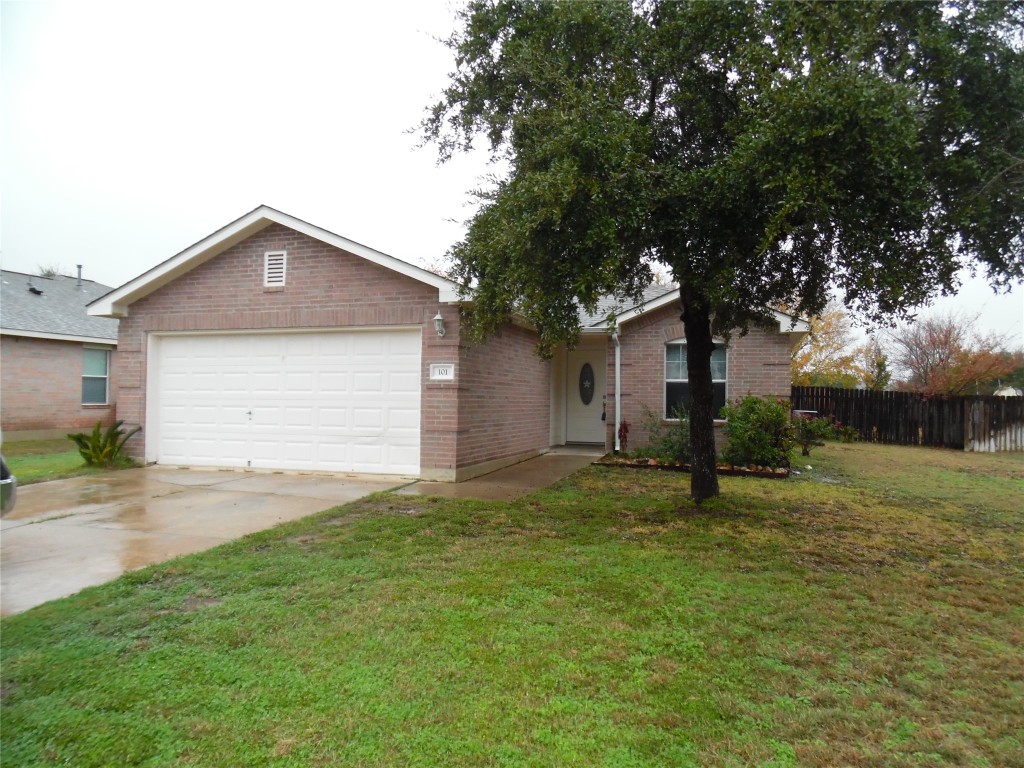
[886,313,1022,395]
[791,303,862,387]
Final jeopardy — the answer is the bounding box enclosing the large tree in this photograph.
[423,0,1024,501]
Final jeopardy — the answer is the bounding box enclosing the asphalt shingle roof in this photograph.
[579,283,678,328]
[1,270,118,341]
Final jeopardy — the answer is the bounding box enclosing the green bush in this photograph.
[67,421,141,467]
[634,404,692,463]
[836,423,860,443]
[721,397,795,468]
[794,415,836,457]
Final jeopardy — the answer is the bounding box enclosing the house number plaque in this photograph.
[429,363,455,381]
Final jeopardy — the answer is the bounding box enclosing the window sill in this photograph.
[82,404,112,409]
[263,286,285,293]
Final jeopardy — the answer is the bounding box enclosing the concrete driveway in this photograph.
[0,467,406,616]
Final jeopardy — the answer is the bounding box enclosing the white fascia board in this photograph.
[88,205,462,317]
[1,328,117,345]
[274,208,461,300]
[611,293,810,335]
[610,291,681,327]
[773,311,811,333]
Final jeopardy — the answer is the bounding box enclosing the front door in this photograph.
[566,349,607,443]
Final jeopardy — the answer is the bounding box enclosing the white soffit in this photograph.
[88,205,460,317]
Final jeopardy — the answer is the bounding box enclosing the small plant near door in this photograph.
[67,421,141,468]
[631,404,692,464]
[617,420,630,452]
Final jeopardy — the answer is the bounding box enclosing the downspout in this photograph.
[613,326,622,453]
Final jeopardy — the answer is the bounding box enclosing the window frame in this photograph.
[264,250,287,287]
[664,340,728,419]
[82,346,111,405]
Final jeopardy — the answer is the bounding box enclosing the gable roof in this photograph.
[1,270,119,344]
[579,284,679,328]
[580,284,811,335]
[87,205,461,317]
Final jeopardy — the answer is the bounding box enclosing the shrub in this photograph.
[836,423,860,443]
[793,415,836,457]
[617,419,630,452]
[721,397,795,468]
[67,421,141,467]
[635,404,692,463]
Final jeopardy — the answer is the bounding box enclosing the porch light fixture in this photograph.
[433,311,446,337]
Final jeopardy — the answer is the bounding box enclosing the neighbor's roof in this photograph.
[88,205,461,317]
[1,270,119,344]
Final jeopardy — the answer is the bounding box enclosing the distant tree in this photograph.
[792,303,861,387]
[887,313,1021,395]
[36,263,63,277]
[423,0,1024,502]
[856,338,893,391]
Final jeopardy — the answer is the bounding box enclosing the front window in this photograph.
[82,348,110,404]
[665,343,727,418]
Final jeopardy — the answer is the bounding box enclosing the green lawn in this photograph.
[1,438,106,485]
[2,443,1021,767]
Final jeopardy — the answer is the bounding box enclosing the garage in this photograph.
[150,329,421,474]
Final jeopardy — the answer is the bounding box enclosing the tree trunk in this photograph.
[681,292,720,503]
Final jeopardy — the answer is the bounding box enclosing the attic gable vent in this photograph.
[264,251,287,287]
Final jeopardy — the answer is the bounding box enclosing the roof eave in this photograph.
[1,328,118,345]
[88,205,462,317]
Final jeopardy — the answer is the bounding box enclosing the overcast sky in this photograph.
[2,0,1021,343]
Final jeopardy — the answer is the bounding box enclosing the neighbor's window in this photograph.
[82,348,110,405]
[264,251,287,286]
[665,342,727,418]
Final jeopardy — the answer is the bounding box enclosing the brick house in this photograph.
[88,206,806,480]
[1,269,119,438]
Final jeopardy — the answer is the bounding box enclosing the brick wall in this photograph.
[457,324,551,470]
[607,304,796,450]
[1,335,117,433]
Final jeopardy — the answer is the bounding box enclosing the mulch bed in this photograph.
[596,455,790,479]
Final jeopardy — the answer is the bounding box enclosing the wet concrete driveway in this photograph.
[1,467,406,616]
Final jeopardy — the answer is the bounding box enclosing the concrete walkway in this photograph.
[1,450,600,616]
[396,447,601,501]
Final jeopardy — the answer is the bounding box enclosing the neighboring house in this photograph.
[88,206,807,480]
[1,269,119,438]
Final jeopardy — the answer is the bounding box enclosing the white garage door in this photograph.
[153,330,421,474]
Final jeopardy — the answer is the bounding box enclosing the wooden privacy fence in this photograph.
[790,387,1024,452]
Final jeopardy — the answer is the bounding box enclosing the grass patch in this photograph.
[2,443,1021,766]
[2,439,107,485]
[3,438,135,485]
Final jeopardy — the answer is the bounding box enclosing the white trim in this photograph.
[613,331,621,452]
[145,324,421,339]
[1,328,117,346]
[605,291,811,335]
[88,205,461,317]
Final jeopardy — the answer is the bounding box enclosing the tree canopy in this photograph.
[423,0,1024,500]
[886,313,1023,395]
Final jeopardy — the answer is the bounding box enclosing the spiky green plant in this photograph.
[67,420,141,467]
